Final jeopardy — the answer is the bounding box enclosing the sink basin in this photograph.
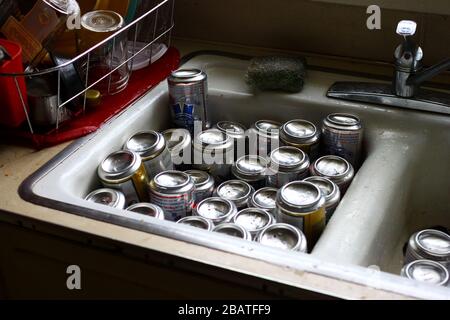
[20,53,450,299]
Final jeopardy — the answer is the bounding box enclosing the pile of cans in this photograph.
[401,229,450,287]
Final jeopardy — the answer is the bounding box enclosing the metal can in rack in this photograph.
[310,155,355,193]
[126,203,165,220]
[249,120,281,157]
[322,113,363,167]
[248,187,278,216]
[149,171,195,221]
[280,119,321,160]
[401,260,449,287]
[85,188,126,209]
[124,130,173,179]
[168,69,209,134]
[404,229,450,267]
[194,197,238,225]
[213,223,252,241]
[304,176,341,223]
[232,155,268,190]
[162,128,192,171]
[177,216,215,231]
[266,146,310,188]
[257,223,308,253]
[276,181,326,250]
[232,208,274,239]
[215,180,255,210]
[214,121,247,161]
[98,150,149,207]
[184,170,215,205]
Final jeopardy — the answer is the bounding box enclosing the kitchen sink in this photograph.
[20,53,450,299]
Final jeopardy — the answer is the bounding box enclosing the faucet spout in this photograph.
[406,58,450,86]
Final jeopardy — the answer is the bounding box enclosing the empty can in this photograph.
[194,197,238,225]
[177,216,214,231]
[280,119,320,160]
[149,170,195,221]
[126,202,165,220]
[214,120,247,161]
[249,120,281,157]
[404,229,450,268]
[401,260,449,287]
[162,128,192,171]
[85,188,126,209]
[98,150,149,207]
[248,187,278,216]
[124,130,173,179]
[215,180,255,210]
[304,176,341,223]
[213,223,252,241]
[310,155,355,193]
[266,146,310,188]
[232,155,268,190]
[276,181,326,250]
[232,208,274,239]
[257,223,307,253]
[184,170,215,205]
[322,113,363,167]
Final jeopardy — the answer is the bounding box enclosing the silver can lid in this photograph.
[85,188,126,209]
[162,128,191,155]
[250,187,278,210]
[81,10,124,33]
[195,197,237,223]
[278,181,325,214]
[312,155,353,180]
[402,260,449,286]
[324,113,362,131]
[177,216,214,231]
[98,150,142,183]
[126,203,165,220]
[152,171,193,192]
[281,119,319,144]
[415,229,450,259]
[269,146,309,171]
[216,180,254,203]
[304,176,341,205]
[215,121,246,139]
[233,155,268,181]
[213,223,252,240]
[124,131,166,160]
[184,170,214,189]
[253,120,281,138]
[233,208,273,235]
[257,223,306,252]
[169,69,207,83]
[193,129,234,151]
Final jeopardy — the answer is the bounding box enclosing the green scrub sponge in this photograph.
[245,56,307,93]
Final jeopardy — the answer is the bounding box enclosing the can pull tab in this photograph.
[396,20,417,37]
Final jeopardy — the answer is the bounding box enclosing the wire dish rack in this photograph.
[0,0,179,149]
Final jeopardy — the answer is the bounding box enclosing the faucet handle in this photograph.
[396,20,417,37]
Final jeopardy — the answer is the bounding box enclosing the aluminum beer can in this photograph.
[280,119,320,160]
[401,260,449,287]
[213,223,252,241]
[404,229,450,268]
[149,170,195,221]
[184,170,215,205]
[215,180,255,210]
[276,181,326,250]
[248,187,278,216]
[257,223,307,253]
[124,130,173,179]
[266,146,310,188]
[193,197,238,225]
[177,216,214,231]
[126,202,165,220]
[98,150,149,207]
[249,120,281,157]
[310,155,355,193]
[168,69,209,134]
[232,155,268,190]
[85,188,126,209]
[214,120,247,161]
[232,208,274,239]
[162,128,192,171]
[304,176,341,223]
[322,113,363,167]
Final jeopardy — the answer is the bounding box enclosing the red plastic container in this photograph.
[0,39,28,128]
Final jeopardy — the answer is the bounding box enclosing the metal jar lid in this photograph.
[213,223,252,241]
[252,120,281,139]
[280,119,320,145]
[177,216,214,231]
[233,208,274,236]
[269,146,310,172]
[277,181,326,215]
[184,170,215,192]
[304,176,341,209]
[126,203,165,220]
[323,113,362,131]
[215,180,255,208]
[214,121,247,140]
[150,171,195,194]
[193,129,234,152]
[124,131,166,160]
[162,128,192,155]
[257,223,307,252]
[169,69,207,83]
[401,260,449,286]
[415,229,450,260]
[249,187,278,211]
[98,150,143,183]
[85,188,126,209]
[311,155,354,182]
[194,197,237,224]
[232,155,268,182]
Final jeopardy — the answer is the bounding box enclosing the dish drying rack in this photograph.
[0,0,179,149]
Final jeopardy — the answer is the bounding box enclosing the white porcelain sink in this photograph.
[20,53,450,299]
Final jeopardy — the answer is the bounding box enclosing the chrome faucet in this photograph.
[328,20,450,115]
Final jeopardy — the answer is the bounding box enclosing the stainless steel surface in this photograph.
[84,188,126,209]
[303,176,341,223]
[232,208,274,239]
[184,170,215,204]
[405,230,450,266]
[213,223,252,241]
[257,223,307,253]
[280,119,320,159]
[194,197,238,225]
[177,216,214,231]
[266,146,310,188]
[215,180,254,210]
[126,202,165,220]
[232,155,268,189]
[310,155,355,193]
[248,187,278,216]
[401,260,449,287]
